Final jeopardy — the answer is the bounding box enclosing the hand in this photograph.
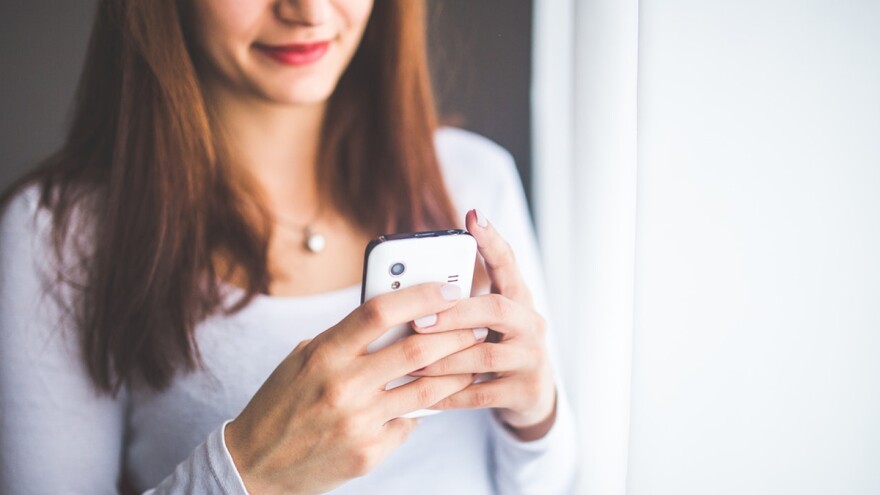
[225,282,484,494]
[409,209,558,441]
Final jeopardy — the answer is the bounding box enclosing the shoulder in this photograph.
[435,127,516,172]
[0,182,58,325]
[1,180,95,288]
[0,182,49,257]
[435,126,518,187]
[434,127,525,219]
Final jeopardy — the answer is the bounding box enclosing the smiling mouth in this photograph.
[253,41,331,66]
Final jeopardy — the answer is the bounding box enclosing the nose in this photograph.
[275,0,331,26]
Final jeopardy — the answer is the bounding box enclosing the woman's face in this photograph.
[188,0,374,106]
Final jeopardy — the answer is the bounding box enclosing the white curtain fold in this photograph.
[532,1,640,494]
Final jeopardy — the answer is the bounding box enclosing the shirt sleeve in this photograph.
[466,140,580,495]
[144,420,249,495]
[0,186,249,495]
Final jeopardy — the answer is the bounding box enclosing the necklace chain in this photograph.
[274,204,326,254]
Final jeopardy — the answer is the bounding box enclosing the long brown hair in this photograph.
[0,0,457,396]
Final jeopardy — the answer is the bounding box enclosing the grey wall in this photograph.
[0,0,97,188]
[0,1,534,205]
[428,0,534,204]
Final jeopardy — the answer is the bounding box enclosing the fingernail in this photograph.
[440,283,461,301]
[472,327,489,341]
[414,314,437,329]
[474,209,489,228]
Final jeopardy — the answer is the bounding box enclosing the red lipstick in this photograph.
[254,41,330,66]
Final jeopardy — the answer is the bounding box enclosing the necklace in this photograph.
[275,205,326,254]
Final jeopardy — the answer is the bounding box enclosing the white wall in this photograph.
[629,1,880,494]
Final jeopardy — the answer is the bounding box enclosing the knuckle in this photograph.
[347,446,377,477]
[457,327,477,348]
[401,339,430,367]
[361,298,389,328]
[422,281,444,299]
[401,419,419,438]
[523,378,543,401]
[336,416,367,443]
[302,343,332,372]
[480,345,500,370]
[431,397,450,410]
[504,241,516,259]
[320,380,351,409]
[488,294,510,322]
[497,241,516,267]
[472,389,496,408]
[288,339,314,370]
[433,358,452,375]
[441,303,462,326]
[293,338,311,353]
[415,380,440,406]
[517,346,538,371]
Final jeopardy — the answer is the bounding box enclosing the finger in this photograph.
[380,373,475,421]
[465,209,533,306]
[427,377,514,411]
[361,327,487,385]
[322,282,463,354]
[376,417,420,456]
[408,342,527,377]
[411,293,538,338]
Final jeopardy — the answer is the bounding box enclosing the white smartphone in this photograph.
[360,229,478,418]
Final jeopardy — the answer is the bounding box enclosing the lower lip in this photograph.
[254,41,330,66]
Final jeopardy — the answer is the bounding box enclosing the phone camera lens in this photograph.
[389,262,406,277]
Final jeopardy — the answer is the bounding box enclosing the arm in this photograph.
[2,184,501,495]
[431,131,580,494]
[478,153,579,495]
[0,187,127,493]
[142,420,248,494]
[0,186,248,495]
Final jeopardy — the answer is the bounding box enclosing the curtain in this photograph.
[532,1,640,493]
[533,1,880,494]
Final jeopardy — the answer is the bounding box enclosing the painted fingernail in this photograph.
[440,283,461,301]
[414,314,437,329]
[474,209,489,228]
[472,327,489,341]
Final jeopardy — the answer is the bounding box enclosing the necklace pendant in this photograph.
[304,227,326,253]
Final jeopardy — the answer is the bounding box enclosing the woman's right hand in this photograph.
[224,282,482,495]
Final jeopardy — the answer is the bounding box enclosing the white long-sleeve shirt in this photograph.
[0,128,577,494]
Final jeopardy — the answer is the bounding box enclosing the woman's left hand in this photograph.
[409,209,558,441]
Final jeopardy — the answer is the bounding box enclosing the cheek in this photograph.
[189,0,267,62]
[335,0,374,35]
[333,0,374,62]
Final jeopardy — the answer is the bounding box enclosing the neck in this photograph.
[208,84,327,221]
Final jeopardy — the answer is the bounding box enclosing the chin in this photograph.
[260,78,339,107]
[277,90,335,107]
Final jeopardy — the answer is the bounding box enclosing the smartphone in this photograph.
[360,229,478,418]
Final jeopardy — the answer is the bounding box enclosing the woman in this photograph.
[0,0,576,493]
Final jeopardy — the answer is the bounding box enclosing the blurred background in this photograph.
[3,1,879,495]
[0,0,536,201]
